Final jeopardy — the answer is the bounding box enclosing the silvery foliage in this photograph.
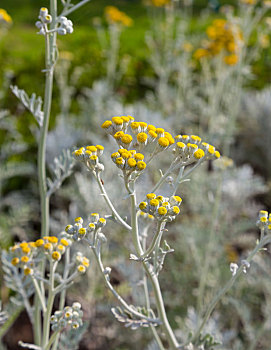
[177,307,232,349]
[0,112,34,246]
[58,322,89,350]
[0,303,8,326]
[111,306,159,330]
[238,88,271,178]
[1,251,34,311]
[47,148,75,197]
[10,85,44,127]
[225,253,271,348]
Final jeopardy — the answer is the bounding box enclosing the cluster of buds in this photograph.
[65,214,107,242]
[35,8,73,36]
[139,211,155,221]
[173,134,220,164]
[36,7,52,35]
[74,252,90,274]
[256,210,271,232]
[50,302,83,331]
[139,193,182,222]
[111,149,146,173]
[73,144,104,173]
[57,16,74,35]
[9,236,71,275]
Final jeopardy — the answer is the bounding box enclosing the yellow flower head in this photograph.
[21,256,29,263]
[194,149,205,160]
[121,134,133,145]
[127,158,137,168]
[139,202,148,211]
[48,236,58,244]
[158,137,169,148]
[105,6,133,27]
[137,132,148,144]
[224,54,239,65]
[78,228,86,236]
[158,207,167,216]
[60,238,69,247]
[150,199,159,207]
[136,161,146,171]
[0,9,12,24]
[52,251,61,261]
[134,153,144,161]
[77,265,86,273]
[11,257,20,266]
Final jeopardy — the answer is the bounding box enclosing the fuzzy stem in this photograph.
[90,246,158,323]
[51,247,71,350]
[141,221,164,259]
[42,260,57,348]
[95,171,131,231]
[128,181,179,349]
[60,0,91,17]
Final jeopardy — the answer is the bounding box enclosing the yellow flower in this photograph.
[52,251,61,261]
[194,48,209,60]
[60,238,69,247]
[77,265,86,273]
[48,236,58,244]
[0,9,12,24]
[21,256,29,263]
[136,161,146,171]
[105,6,133,27]
[150,0,171,7]
[224,54,239,65]
[158,137,169,148]
[11,257,20,266]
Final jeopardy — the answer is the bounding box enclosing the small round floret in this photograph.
[136,161,146,171]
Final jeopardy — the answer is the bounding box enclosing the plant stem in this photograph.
[142,234,165,350]
[42,260,57,348]
[143,274,166,350]
[60,0,91,17]
[32,277,47,313]
[90,246,158,322]
[51,247,71,350]
[38,0,58,237]
[129,181,179,349]
[95,172,132,231]
[143,263,179,350]
[141,221,164,259]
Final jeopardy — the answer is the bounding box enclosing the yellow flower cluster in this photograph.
[256,210,271,232]
[194,19,243,65]
[73,144,104,172]
[105,6,133,27]
[102,116,176,174]
[139,193,182,222]
[150,0,171,7]
[75,253,90,274]
[111,148,146,172]
[240,0,256,4]
[173,134,220,163]
[0,9,12,24]
[10,236,71,275]
[65,214,106,241]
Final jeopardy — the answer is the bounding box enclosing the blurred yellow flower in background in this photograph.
[0,8,12,24]
[105,6,133,27]
[194,18,243,65]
